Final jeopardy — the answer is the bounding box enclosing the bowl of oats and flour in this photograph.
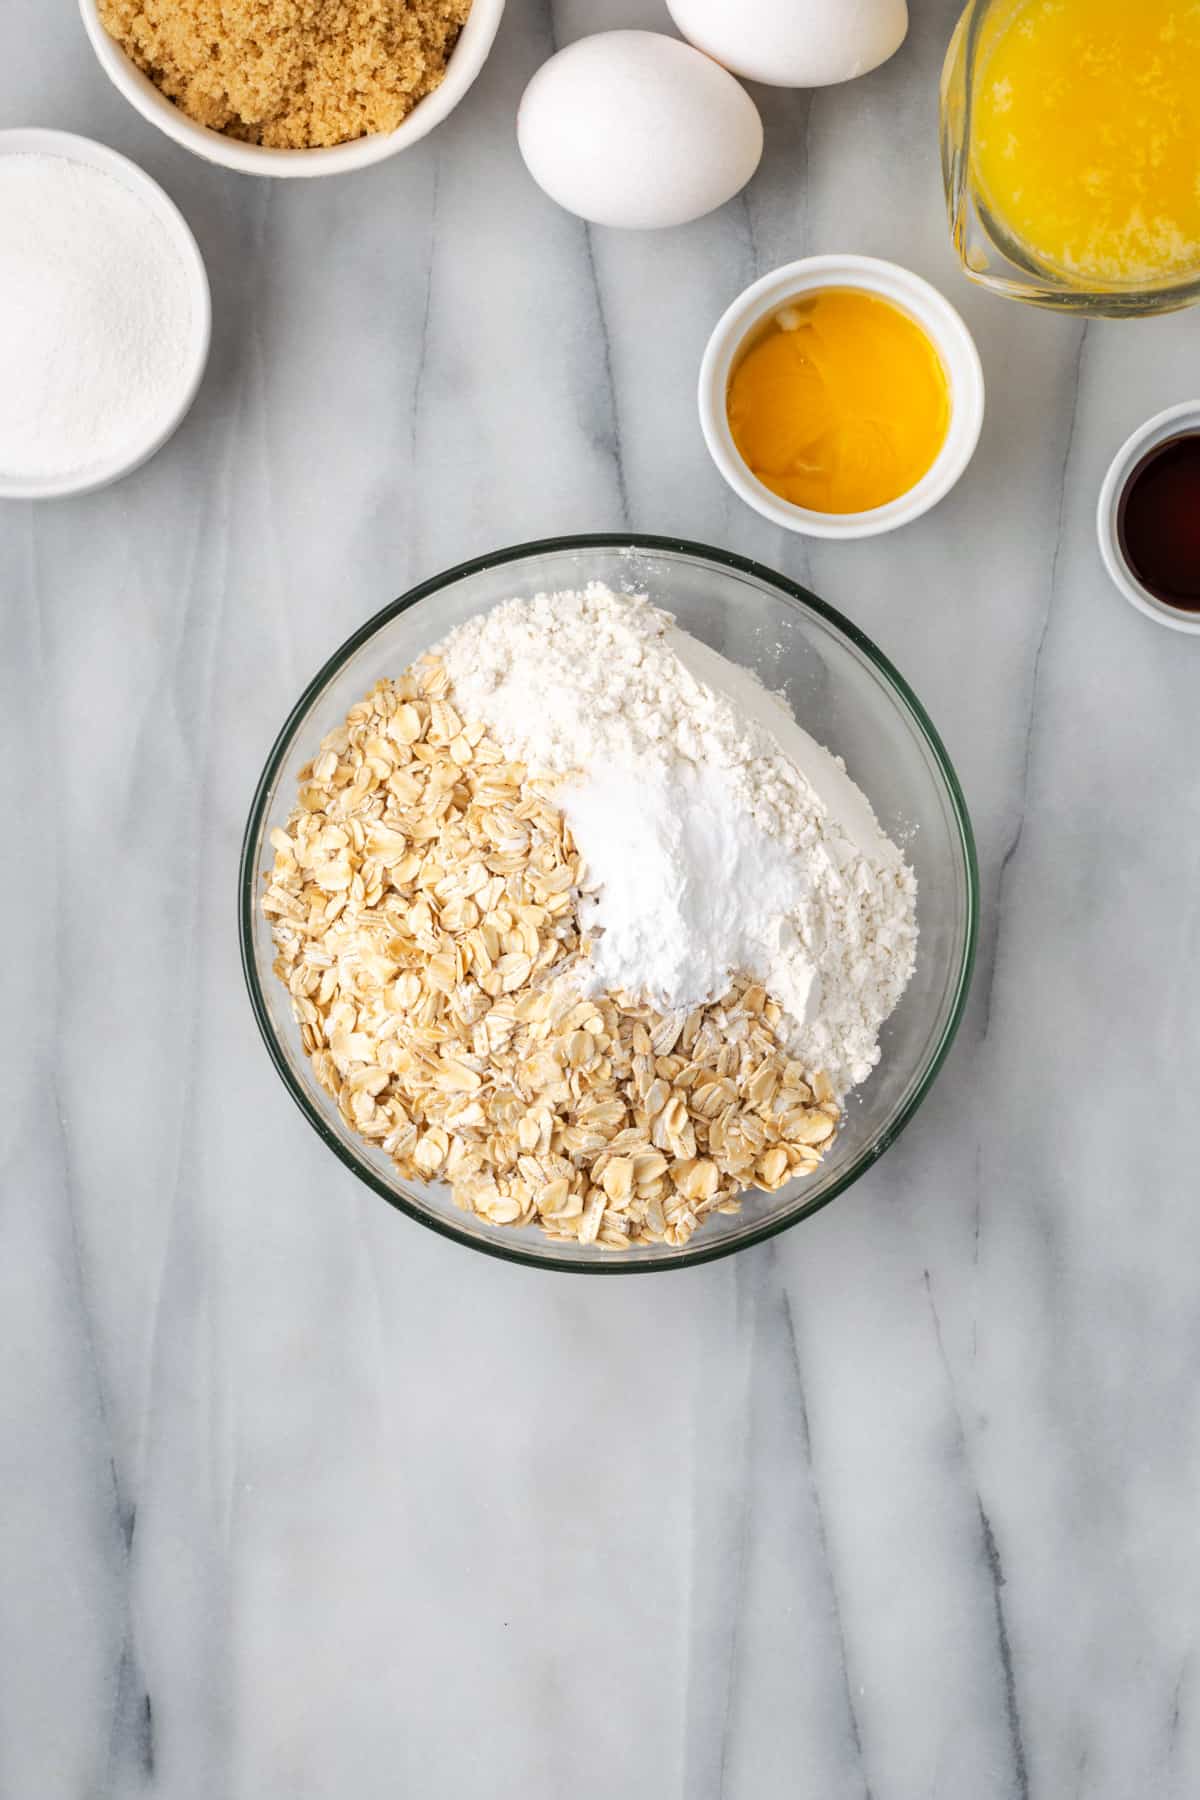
[240,537,977,1271]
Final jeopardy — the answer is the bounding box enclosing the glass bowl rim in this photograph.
[238,532,980,1275]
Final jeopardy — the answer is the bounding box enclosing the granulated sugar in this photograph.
[437,584,918,1095]
[0,153,194,481]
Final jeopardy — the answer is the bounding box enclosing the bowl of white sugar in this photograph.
[0,129,210,500]
[240,536,979,1272]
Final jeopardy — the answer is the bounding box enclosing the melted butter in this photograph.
[971,0,1200,287]
[726,289,950,515]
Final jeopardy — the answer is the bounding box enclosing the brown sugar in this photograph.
[97,0,474,150]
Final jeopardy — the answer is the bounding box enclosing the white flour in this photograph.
[0,154,193,480]
[438,584,917,1095]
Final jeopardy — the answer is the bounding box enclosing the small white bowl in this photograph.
[1097,401,1200,635]
[699,254,985,540]
[79,0,506,178]
[0,129,210,502]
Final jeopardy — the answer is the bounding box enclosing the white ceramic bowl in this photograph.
[0,128,210,502]
[699,254,985,540]
[1097,401,1200,635]
[79,0,506,178]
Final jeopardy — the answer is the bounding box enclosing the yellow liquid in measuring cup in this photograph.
[971,0,1200,287]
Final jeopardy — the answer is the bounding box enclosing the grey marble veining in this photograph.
[4,1,1200,1795]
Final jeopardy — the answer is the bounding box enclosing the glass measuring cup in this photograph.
[941,0,1200,317]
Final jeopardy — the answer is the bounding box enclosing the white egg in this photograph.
[517,31,763,231]
[665,0,908,88]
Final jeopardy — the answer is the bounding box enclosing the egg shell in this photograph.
[517,31,763,231]
[665,0,908,88]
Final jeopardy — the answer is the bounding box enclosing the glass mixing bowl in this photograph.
[239,537,978,1272]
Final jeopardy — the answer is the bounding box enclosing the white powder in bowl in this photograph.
[436,584,918,1096]
[0,153,194,482]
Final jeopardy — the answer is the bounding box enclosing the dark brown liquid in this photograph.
[1117,433,1200,612]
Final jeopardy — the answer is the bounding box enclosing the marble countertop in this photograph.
[5,1,1200,1795]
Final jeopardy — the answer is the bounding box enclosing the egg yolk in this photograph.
[726,289,950,515]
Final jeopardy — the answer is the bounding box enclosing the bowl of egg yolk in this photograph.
[699,255,985,540]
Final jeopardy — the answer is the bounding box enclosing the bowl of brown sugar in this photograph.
[80,0,505,176]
